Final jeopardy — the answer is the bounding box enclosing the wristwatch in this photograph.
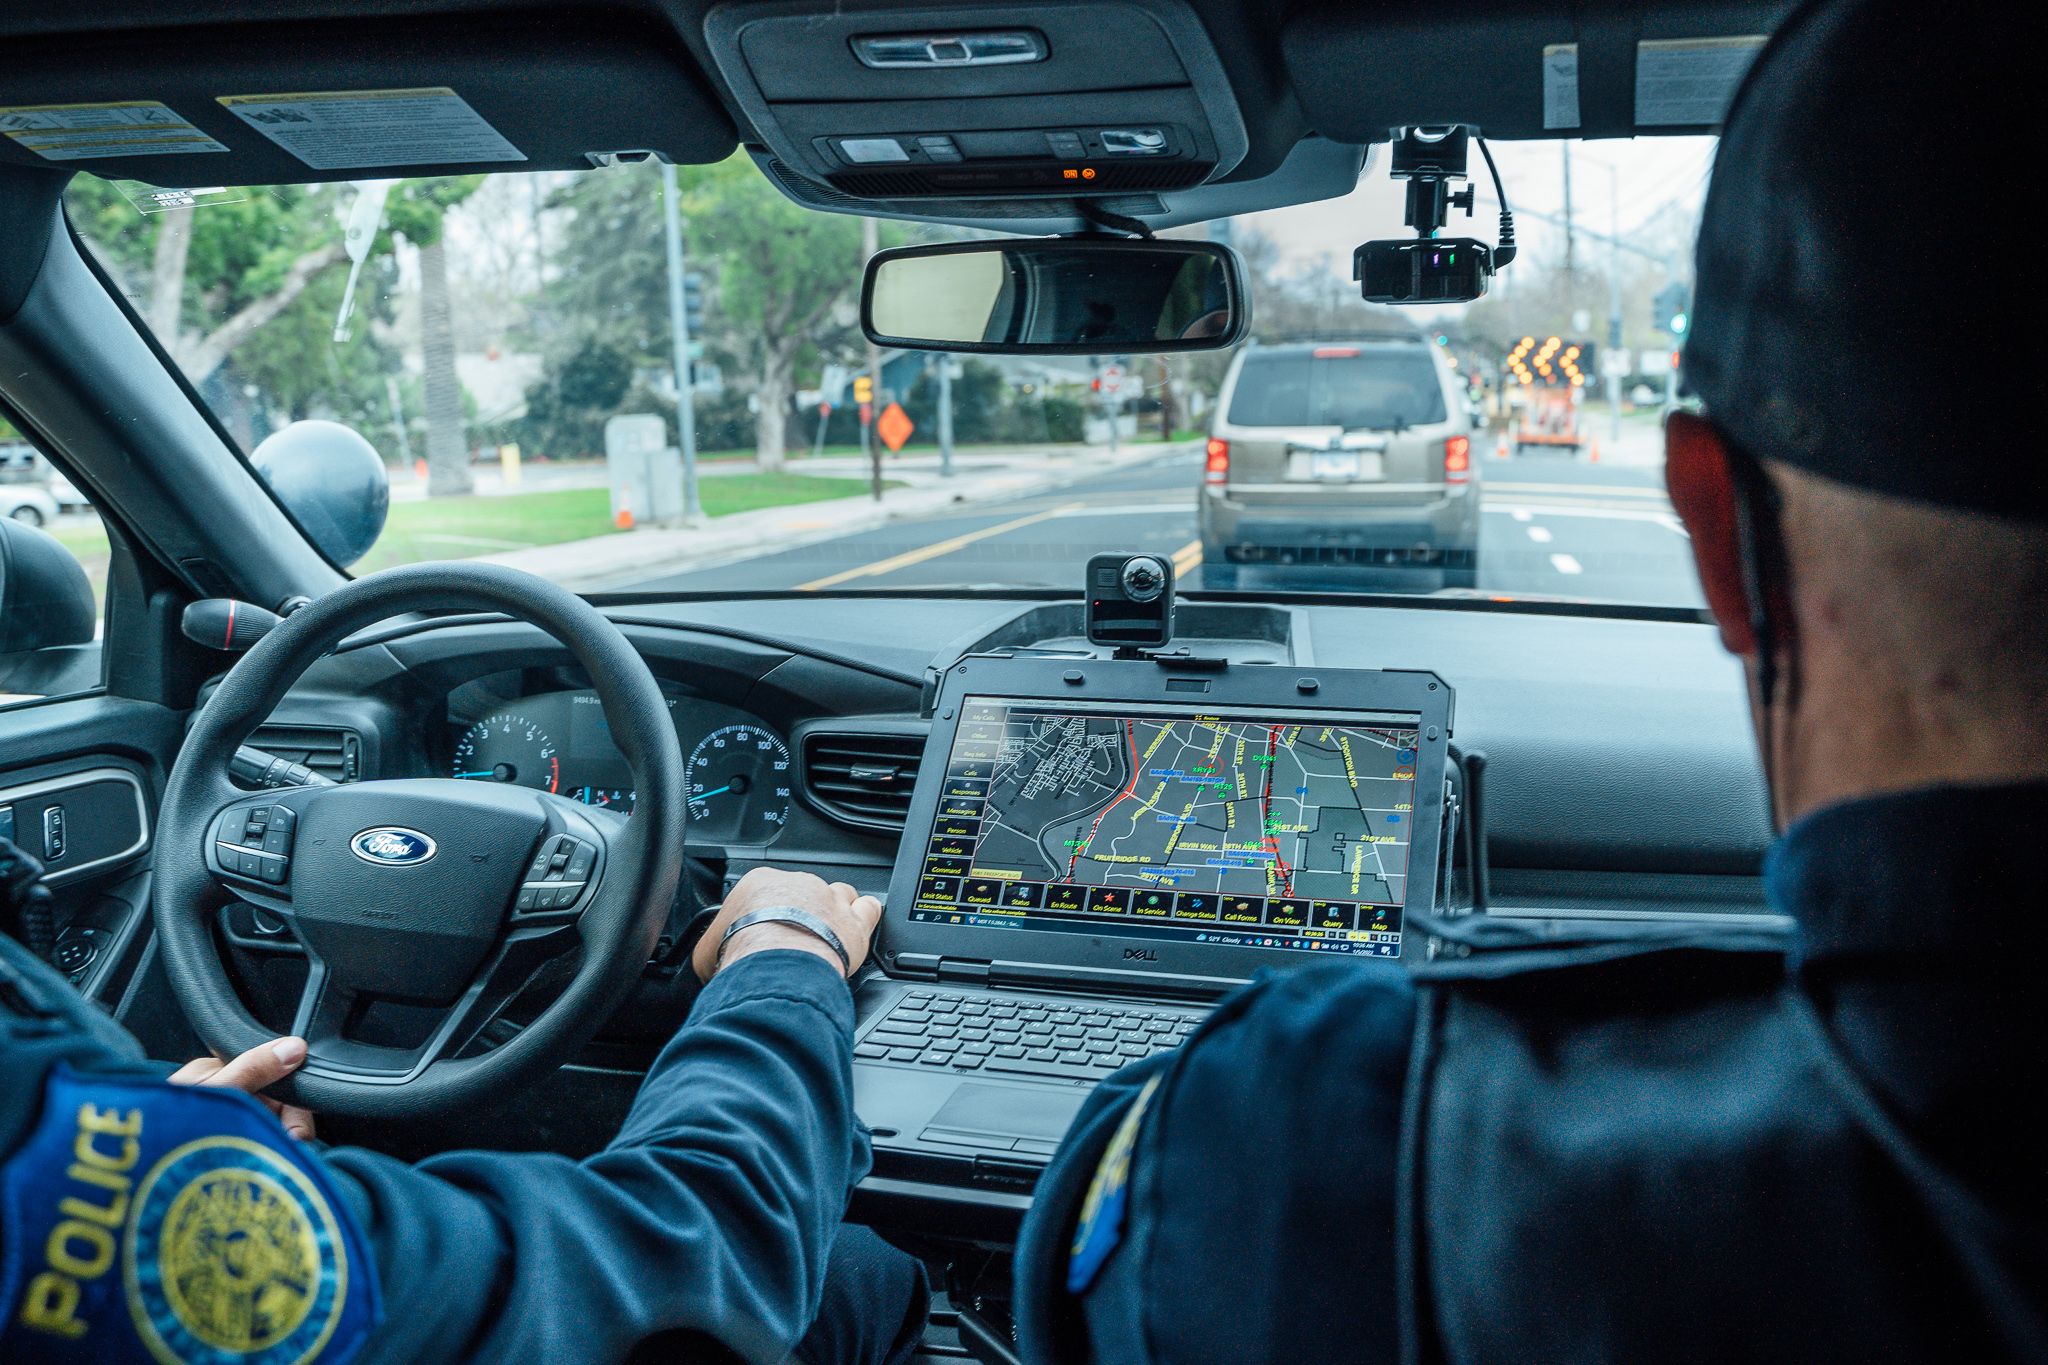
[715,905,852,976]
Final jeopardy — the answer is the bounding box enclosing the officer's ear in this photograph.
[1665,409,1757,658]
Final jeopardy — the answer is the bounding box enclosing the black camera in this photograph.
[1352,126,1513,305]
[1355,237,1495,304]
[1086,552,1175,652]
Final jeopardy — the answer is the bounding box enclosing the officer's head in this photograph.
[1662,0,2047,825]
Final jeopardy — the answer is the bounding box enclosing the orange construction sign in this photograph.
[876,401,915,453]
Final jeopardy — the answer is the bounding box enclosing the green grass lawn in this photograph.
[50,471,897,606]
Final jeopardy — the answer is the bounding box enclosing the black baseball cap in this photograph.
[1683,0,2040,521]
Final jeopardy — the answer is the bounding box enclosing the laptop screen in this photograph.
[907,696,1422,959]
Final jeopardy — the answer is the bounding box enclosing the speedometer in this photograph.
[685,725,792,843]
[453,713,560,793]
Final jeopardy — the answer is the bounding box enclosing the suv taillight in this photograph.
[1204,437,1230,486]
[1443,434,1470,484]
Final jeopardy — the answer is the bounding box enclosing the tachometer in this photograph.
[453,713,561,793]
[685,725,792,843]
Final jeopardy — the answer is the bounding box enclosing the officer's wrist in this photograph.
[715,922,847,979]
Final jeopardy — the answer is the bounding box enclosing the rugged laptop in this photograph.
[852,654,1454,1187]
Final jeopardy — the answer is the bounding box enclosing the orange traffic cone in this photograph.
[1588,441,1601,463]
[1494,436,1510,459]
[615,507,635,529]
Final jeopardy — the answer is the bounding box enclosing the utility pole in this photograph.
[1560,143,1576,289]
[862,216,883,502]
[1603,159,1623,445]
[661,160,703,523]
[935,355,955,478]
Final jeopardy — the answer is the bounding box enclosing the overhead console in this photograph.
[703,0,1248,201]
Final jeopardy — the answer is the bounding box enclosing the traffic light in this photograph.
[1654,281,1690,337]
[683,272,706,332]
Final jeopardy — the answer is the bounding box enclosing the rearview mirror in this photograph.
[862,239,1248,354]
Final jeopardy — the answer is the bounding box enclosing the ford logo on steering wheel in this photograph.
[350,826,437,866]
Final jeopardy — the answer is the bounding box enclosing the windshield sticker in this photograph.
[1542,44,1580,131]
[1635,36,1766,126]
[216,88,526,171]
[114,181,249,215]
[0,102,228,161]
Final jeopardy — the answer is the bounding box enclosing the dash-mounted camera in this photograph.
[1353,126,1517,305]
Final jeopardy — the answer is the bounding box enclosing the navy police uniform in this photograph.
[0,930,927,1364]
[1013,784,2048,1362]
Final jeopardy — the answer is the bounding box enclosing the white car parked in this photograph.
[1,484,60,528]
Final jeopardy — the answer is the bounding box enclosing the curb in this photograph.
[482,439,1202,593]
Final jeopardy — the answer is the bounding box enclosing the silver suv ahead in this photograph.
[1198,338,1479,590]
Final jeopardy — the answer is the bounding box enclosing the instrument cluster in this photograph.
[445,677,792,845]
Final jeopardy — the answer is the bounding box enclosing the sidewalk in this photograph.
[391,443,1186,500]
[479,439,1200,592]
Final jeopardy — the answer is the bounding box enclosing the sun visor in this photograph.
[704,0,1247,202]
[0,12,734,186]
[1282,0,1796,141]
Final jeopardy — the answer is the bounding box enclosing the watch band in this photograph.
[716,905,852,976]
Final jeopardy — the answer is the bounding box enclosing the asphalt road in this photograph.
[627,448,1705,609]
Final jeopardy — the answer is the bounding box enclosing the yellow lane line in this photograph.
[1171,538,1202,575]
[797,502,1087,591]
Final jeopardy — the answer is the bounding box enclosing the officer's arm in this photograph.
[1013,964,1416,1365]
[321,948,865,1364]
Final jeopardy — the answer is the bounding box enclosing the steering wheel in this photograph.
[153,563,685,1118]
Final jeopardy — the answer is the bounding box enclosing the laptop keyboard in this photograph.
[856,989,1205,1083]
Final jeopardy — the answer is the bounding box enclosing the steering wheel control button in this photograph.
[566,842,596,880]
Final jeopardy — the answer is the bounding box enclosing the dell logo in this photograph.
[1123,947,1159,962]
[350,827,436,866]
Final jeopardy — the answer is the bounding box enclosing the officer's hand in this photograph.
[170,1036,317,1141]
[693,868,882,983]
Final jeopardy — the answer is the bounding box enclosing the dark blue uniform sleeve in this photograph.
[1014,962,1415,1365]
[322,948,870,1364]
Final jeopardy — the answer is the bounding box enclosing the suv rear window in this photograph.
[1227,349,1447,431]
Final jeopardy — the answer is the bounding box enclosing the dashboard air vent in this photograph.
[799,724,928,831]
[251,725,362,783]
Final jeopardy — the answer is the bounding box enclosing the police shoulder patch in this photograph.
[0,1063,380,1365]
[1066,1075,1160,1295]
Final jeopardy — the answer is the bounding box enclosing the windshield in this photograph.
[64,138,1712,610]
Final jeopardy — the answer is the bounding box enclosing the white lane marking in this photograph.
[1525,525,1553,544]
[1550,553,1584,575]
[1484,503,1689,537]
[1510,508,1532,522]
[1484,481,1669,499]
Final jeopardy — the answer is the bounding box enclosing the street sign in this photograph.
[1095,363,1128,397]
[877,402,915,453]
[1640,348,1675,375]
[1601,349,1633,378]
[819,363,849,407]
[852,374,874,404]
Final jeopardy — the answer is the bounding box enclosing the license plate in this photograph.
[1311,450,1357,479]
[1295,450,1383,480]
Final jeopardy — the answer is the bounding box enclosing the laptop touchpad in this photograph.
[922,1084,1089,1155]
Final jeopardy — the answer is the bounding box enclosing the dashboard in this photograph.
[444,670,793,844]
